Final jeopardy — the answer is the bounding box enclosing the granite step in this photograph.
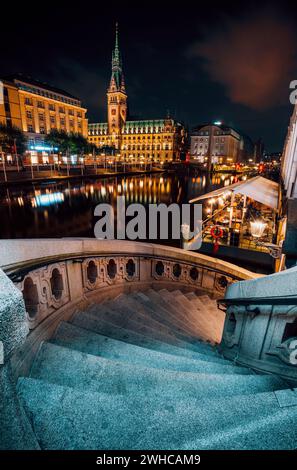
[158,289,222,343]
[174,292,225,343]
[83,308,181,346]
[87,300,176,338]
[120,292,211,344]
[100,293,199,343]
[17,377,297,450]
[136,290,213,341]
[29,342,285,400]
[72,309,215,355]
[141,289,217,343]
[71,311,222,360]
[52,321,251,374]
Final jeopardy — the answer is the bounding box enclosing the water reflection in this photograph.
[0,171,244,239]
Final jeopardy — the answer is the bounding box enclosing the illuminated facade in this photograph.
[88,25,185,162]
[190,123,247,165]
[0,80,22,129]
[0,75,88,159]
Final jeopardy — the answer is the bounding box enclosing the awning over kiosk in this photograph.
[189,176,279,210]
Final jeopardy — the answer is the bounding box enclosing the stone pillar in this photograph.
[0,269,28,362]
[0,269,39,449]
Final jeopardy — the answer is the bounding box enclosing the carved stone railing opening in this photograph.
[126,259,136,278]
[107,259,117,279]
[50,268,64,300]
[86,260,98,284]
[23,277,39,319]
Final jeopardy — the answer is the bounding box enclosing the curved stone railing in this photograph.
[0,239,258,376]
[219,267,297,383]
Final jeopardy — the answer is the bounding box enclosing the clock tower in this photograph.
[107,23,127,149]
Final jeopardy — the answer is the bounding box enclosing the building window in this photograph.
[25,98,32,105]
[40,127,45,134]
[27,124,34,132]
[49,104,55,111]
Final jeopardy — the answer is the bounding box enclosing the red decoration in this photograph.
[210,226,223,254]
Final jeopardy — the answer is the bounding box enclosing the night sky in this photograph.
[1,0,297,151]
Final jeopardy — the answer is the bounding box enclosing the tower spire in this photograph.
[109,22,125,92]
[112,22,121,70]
[115,22,119,51]
[107,22,127,143]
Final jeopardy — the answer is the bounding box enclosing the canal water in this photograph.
[0,170,244,240]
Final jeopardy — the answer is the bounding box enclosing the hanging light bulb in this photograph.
[250,220,267,238]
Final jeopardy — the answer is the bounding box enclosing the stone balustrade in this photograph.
[0,239,258,376]
[220,267,297,383]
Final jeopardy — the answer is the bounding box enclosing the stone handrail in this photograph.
[220,266,297,383]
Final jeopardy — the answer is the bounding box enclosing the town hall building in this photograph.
[88,25,186,162]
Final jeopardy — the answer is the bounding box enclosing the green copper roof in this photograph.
[109,23,125,92]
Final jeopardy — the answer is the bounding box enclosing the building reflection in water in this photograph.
[0,172,244,240]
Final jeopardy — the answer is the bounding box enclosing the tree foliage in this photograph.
[0,124,27,155]
[45,130,94,154]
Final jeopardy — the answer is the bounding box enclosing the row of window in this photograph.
[121,144,172,151]
[24,98,82,117]
[26,122,82,134]
[89,132,173,140]
[88,126,172,135]
[19,83,80,106]
[194,152,227,156]
[26,109,81,127]
[193,143,225,149]
[193,137,226,143]
[121,153,170,159]
[123,127,165,134]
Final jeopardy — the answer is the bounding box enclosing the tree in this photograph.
[44,129,69,153]
[0,123,27,156]
[45,130,91,155]
[68,132,90,155]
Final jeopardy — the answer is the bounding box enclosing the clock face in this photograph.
[111,109,116,115]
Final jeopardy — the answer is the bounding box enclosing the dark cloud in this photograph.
[189,9,297,110]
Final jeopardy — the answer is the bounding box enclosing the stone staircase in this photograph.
[16,288,297,450]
